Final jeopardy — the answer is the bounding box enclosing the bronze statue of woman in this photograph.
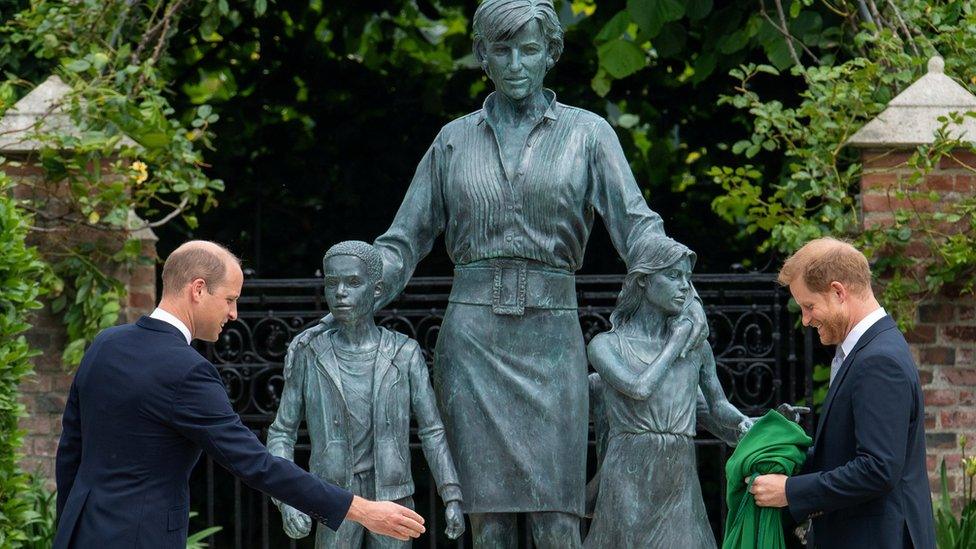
[295,1,708,546]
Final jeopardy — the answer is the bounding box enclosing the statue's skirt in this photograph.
[432,300,588,515]
[584,433,715,548]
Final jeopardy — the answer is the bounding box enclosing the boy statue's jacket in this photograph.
[267,327,462,504]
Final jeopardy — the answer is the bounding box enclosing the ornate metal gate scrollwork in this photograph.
[191,274,813,548]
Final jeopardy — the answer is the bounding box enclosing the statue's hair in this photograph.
[472,0,564,67]
[610,235,695,330]
[777,237,872,293]
[323,240,383,282]
[161,240,240,296]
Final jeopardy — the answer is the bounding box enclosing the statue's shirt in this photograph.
[333,341,378,474]
[374,89,665,300]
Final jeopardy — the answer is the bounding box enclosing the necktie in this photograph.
[829,346,846,386]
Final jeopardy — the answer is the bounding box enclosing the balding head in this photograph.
[161,240,241,297]
[778,237,872,294]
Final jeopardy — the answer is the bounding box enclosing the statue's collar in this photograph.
[477,88,559,126]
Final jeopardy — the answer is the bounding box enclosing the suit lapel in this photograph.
[813,315,897,443]
[310,329,346,403]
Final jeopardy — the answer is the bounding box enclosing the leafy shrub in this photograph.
[935,437,976,549]
[0,173,55,546]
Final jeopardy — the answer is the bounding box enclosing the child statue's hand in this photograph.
[444,500,465,540]
[666,315,695,352]
[737,417,756,439]
[677,299,708,358]
[281,504,312,539]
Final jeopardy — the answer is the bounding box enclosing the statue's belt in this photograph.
[450,259,577,316]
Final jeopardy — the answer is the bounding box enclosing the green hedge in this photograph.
[0,172,54,547]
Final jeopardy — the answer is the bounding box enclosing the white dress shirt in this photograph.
[829,306,887,385]
[149,307,192,345]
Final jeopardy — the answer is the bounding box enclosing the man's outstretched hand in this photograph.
[346,496,426,541]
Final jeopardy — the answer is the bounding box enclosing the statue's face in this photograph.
[323,255,379,322]
[484,19,549,102]
[642,256,692,316]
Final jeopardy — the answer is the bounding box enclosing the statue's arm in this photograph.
[267,343,307,465]
[588,329,686,401]
[586,118,665,257]
[697,343,749,439]
[406,342,462,504]
[586,118,708,353]
[266,346,309,513]
[373,134,448,308]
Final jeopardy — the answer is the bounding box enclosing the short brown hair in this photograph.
[161,240,240,296]
[777,237,872,293]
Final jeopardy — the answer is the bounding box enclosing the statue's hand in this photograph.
[776,403,811,424]
[666,315,695,358]
[281,504,312,539]
[680,298,709,358]
[288,315,333,350]
[444,501,465,540]
[737,417,756,440]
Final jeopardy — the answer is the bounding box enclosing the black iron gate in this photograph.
[191,273,814,547]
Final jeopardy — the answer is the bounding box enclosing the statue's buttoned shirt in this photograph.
[374,89,665,302]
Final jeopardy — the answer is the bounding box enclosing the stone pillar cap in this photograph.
[0,75,139,153]
[847,56,976,148]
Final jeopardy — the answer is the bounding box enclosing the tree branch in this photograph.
[772,0,803,68]
[884,0,920,57]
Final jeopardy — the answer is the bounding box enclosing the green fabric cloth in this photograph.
[722,410,812,549]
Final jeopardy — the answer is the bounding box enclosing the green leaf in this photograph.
[65,59,91,72]
[591,69,612,97]
[655,22,687,58]
[254,0,267,16]
[628,0,684,38]
[617,114,640,128]
[685,0,713,20]
[763,35,795,70]
[595,11,631,43]
[597,39,646,79]
[690,52,716,84]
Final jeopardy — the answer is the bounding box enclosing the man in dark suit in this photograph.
[749,237,935,548]
[54,240,426,548]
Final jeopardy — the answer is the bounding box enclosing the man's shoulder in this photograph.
[95,322,198,357]
[855,323,911,363]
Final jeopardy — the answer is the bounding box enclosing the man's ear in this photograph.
[374,280,383,299]
[189,278,206,303]
[636,276,647,288]
[829,280,847,302]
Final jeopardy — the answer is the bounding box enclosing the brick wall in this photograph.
[859,148,976,499]
[3,158,157,481]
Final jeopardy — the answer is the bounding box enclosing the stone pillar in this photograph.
[849,57,976,498]
[0,76,157,480]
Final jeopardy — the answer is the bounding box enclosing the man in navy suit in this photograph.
[55,240,426,548]
[750,237,935,548]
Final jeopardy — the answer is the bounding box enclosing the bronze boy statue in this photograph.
[267,241,464,547]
